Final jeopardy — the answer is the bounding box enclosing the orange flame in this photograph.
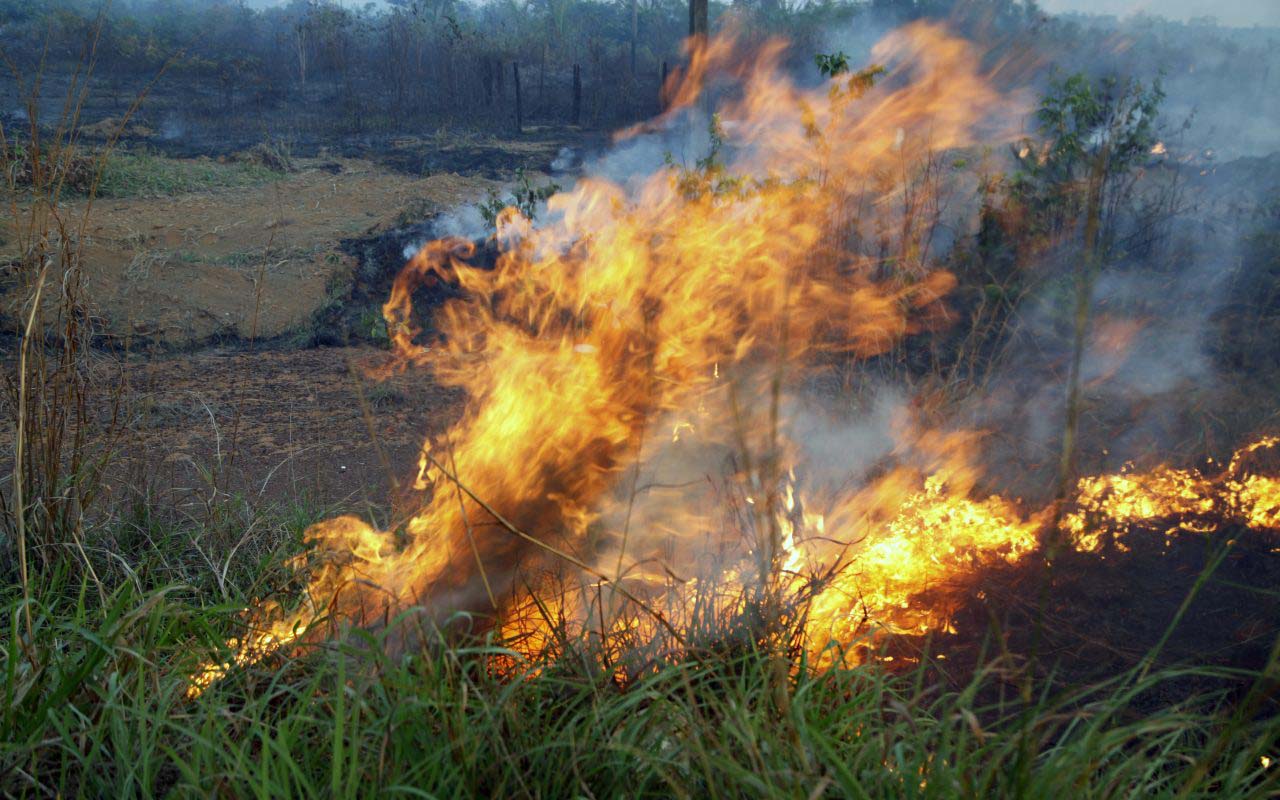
[187,26,1280,695]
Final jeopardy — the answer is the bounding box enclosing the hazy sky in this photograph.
[249,0,1280,28]
[1037,0,1280,27]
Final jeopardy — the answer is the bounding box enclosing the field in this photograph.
[3,0,1280,797]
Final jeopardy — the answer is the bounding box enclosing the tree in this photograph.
[1009,73,1164,533]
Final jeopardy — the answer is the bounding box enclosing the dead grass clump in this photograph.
[2,141,99,194]
[79,116,154,140]
[231,140,294,173]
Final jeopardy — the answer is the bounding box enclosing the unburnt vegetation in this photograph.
[2,0,1280,797]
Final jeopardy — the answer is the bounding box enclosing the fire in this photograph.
[187,26,1280,695]
[805,473,1044,642]
[1063,436,1280,552]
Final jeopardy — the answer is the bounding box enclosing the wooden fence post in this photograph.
[513,61,523,134]
[630,0,638,77]
[572,64,581,126]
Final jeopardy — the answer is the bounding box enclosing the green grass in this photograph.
[95,152,281,199]
[2,507,1277,798]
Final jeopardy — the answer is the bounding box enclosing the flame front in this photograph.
[190,26,1280,694]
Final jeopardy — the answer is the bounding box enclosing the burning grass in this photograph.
[2,546,1278,797]
[188,20,1025,690]
[4,17,1280,798]
[184,23,1280,699]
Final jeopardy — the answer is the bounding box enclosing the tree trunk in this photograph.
[539,43,546,115]
[294,27,308,89]
[1051,144,1111,549]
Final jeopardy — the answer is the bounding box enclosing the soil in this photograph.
[112,345,462,510]
[0,123,598,515]
[2,158,495,349]
[895,522,1280,712]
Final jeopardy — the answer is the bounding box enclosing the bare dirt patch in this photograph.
[114,345,460,510]
[3,157,494,348]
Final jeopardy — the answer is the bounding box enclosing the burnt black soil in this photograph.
[898,521,1280,714]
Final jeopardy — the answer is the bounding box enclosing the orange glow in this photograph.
[188,26,1280,695]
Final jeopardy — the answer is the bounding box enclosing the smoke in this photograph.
[527,15,1265,503]
[1042,15,1279,160]
[819,4,1280,161]
[404,203,490,260]
[386,11,1274,512]
[159,114,186,142]
[1039,0,1280,28]
[770,7,1279,504]
[584,117,716,190]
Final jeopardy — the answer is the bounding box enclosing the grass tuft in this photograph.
[96,151,281,198]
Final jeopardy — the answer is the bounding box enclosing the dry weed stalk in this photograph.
[0,7,166,611]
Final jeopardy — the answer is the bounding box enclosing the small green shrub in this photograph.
[477,167,561,230]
